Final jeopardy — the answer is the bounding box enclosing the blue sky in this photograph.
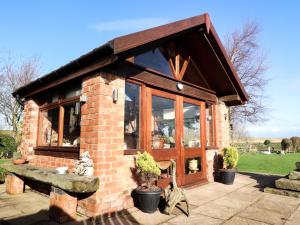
[0,1,299,138]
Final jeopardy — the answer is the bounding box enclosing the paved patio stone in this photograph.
[0,173,300,225]
[223,216,269,225]
[192,202,240,220]
[167,213,223,225]
[253,195,300,218]
[124,209,175,225]
[0,206,23,219]
[238,206,288,225]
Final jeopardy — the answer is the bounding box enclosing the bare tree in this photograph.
[0,56,39,142]
[224,21,268,125]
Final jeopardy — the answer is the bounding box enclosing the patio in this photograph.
[1,173,300,225]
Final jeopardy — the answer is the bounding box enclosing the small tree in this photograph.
[281,138,292,151]
[290,137,300,153]
[264,139,271,146]
[223,147,239,169]
[0,55,39,144]
[136,151,161,191]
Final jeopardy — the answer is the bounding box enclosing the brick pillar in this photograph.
[6,173,24,195]
[49,187,77,223]
[19,99,39,161]
[78,71,136,216]
[215,102,231,149]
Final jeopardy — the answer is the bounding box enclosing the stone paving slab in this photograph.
[167,213,223,225]
[223,216,269,225]
[237,206,288,225]
[1,173,300,225]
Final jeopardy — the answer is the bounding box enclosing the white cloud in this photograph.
[90,18,171,32]
[247,124,300,138]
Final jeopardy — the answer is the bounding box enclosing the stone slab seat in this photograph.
[0,163,99,193]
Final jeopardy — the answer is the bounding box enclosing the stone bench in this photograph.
[0,163,99,223]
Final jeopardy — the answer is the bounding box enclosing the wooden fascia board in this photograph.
[112,14,207,54]
[22,55,118,98]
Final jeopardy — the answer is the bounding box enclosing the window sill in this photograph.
[124,149,144,155]
[34,146,80,153]
[206,146,219,150]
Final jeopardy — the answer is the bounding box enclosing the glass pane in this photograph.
[124,82,140,150]
[64,84,82,99]
[185,157,201,174]
[206,105,215,147]
[183,103,200,148]
[135,48,173,77]
[40,108,59,146]
[152,96,175,149]
[62,102,81,147]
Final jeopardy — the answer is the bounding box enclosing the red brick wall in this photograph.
[19,100,39,160]
[19,70,231,216]
[77,72,136,216]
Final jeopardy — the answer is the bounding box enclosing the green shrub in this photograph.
[0,134,17,158]
[290,137,300,152]
[223,147,239,169]
[264,140,271,146]
[281,138,292,150]
[136,151,161,189]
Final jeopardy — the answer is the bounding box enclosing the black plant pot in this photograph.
[134,188,162,213]
[219,169,236,185]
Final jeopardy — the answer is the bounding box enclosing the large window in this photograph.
[124,82,140,150]
[183,103,200,148]
[151,96,176,149]
[134,48,173,77]
[38,85,81,148]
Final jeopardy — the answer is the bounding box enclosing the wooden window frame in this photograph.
[35,94,80,153]
[124,80,145,155]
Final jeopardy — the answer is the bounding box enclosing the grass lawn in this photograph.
[0,159,9,173]
[237,153,300,175]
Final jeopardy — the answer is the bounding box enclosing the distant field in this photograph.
[237,153,300,175]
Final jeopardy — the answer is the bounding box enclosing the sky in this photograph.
[0,1,299,138]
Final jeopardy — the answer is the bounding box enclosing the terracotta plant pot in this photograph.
[12,158,26,165]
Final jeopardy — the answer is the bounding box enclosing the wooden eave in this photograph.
[13,13,248,105]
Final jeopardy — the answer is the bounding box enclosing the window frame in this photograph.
[36,91,81,153]
[123,80,145,155]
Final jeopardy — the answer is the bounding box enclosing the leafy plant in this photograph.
[13,151,22,160]
[136,151,161,191]
[281,138,292,151]
[223,147,239,169]
[264,140,271,146]
[0,134,17,158]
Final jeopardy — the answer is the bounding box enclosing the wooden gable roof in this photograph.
[13,13,248,105]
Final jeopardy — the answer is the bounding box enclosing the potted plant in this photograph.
[134,151,162,213]
[12,151,26,165]
[219,147,239,185]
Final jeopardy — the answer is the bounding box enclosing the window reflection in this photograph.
[63,102,81,147]
[124,82,140,150]
[152,96,175,149]
[41,108,59,146]
[135,48,173,77]
[183,103,200,148]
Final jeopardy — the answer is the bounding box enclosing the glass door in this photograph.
[148,88,207,187]
[181,98,207,186]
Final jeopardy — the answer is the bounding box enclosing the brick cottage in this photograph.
[12,14,248,217]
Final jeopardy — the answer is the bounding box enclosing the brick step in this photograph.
[264,187,300,198]
[275,178,300,191]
